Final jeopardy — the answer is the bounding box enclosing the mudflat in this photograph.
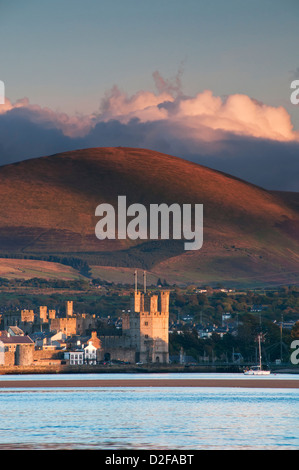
[0,378,298,389]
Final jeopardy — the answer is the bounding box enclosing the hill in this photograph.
[0,147,298,287]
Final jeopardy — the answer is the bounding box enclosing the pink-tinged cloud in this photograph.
[84,86,299,143]
[175,91,296,142]
[100,85,172,123]
[1,76,298,143]
[99,87,298,143]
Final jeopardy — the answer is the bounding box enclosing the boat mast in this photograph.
[258,334,262,370]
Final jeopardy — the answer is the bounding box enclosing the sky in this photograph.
[0,0,299,190]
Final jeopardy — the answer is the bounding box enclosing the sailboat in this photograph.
[243,333,271,375]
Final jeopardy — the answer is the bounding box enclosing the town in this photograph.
[0,272,298,372]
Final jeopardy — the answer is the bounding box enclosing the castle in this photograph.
[1,300,97,337]
[0,271,170,365]
[100,271,170,363]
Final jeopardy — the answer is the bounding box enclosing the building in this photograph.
[63,332,102,365]
[84,343,97,364]
[8,326,24,336]
[64,350,84,365]
[0,333,35,366]
[84,331,102,364]
[100,271,170,364]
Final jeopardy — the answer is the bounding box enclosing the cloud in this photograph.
[4,71,298,143]
[0,72,299,191]
[0,97,96,138]
[99,84,172,123]
[174,91,297,142]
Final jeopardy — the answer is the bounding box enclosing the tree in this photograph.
[291,321,299,340]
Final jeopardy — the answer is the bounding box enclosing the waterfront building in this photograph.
[0,333,35,366]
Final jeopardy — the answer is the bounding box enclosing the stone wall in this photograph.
[3,350,15,367]
[15,344,35,366]
[50,317,77,336]
[33,349,62,361]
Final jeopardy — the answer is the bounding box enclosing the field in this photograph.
[0,258,84,280]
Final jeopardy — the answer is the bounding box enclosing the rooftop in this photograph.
[0,335,34,344]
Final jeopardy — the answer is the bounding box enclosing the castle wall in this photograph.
[76,313,97,335]
[3,350,15,366]
[99,335,137,363]
[50,317,77,336]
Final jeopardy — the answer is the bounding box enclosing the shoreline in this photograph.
[0,363,298,376]
[0,378,298,389]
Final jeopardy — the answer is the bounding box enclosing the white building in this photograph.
[84,342,97,364]
[64,351,84,365]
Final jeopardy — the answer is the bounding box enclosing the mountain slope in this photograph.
[0,147,298,286]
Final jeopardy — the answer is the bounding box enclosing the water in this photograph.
[0,373,298,450]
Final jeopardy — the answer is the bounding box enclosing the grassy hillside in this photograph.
[0,258,84,280]
[0,147,298,286]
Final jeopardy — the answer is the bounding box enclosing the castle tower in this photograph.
[48,309,56,320]
[160,291,170,315]
[39,306,48,323]
[65,301,73,317]
[21,309,34,323]
[130,291,142,313]
[126,270,169,363]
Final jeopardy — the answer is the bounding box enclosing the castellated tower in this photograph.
[126,271,169,363]
[65,300,73,317]
[39,306,48,323]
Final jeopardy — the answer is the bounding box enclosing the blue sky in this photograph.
[1,0,298,119]
[0,0,299,190]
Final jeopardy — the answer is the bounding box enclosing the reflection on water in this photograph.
[0,381,298,450]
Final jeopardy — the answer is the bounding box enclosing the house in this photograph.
[29,331,47,348]
[8,326,25,336]
[64,350,84,365]
[214,326,229,338]
[47,331,67,348]
[63,332,103,365]
[222,313,231,322]
[197,325,215,339]
[250,304,267,313]
[84,342,97,364]
[84,331,102,364]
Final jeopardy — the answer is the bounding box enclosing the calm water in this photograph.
[0,373,298,450]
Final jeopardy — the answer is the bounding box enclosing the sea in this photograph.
[0,372,298,450]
